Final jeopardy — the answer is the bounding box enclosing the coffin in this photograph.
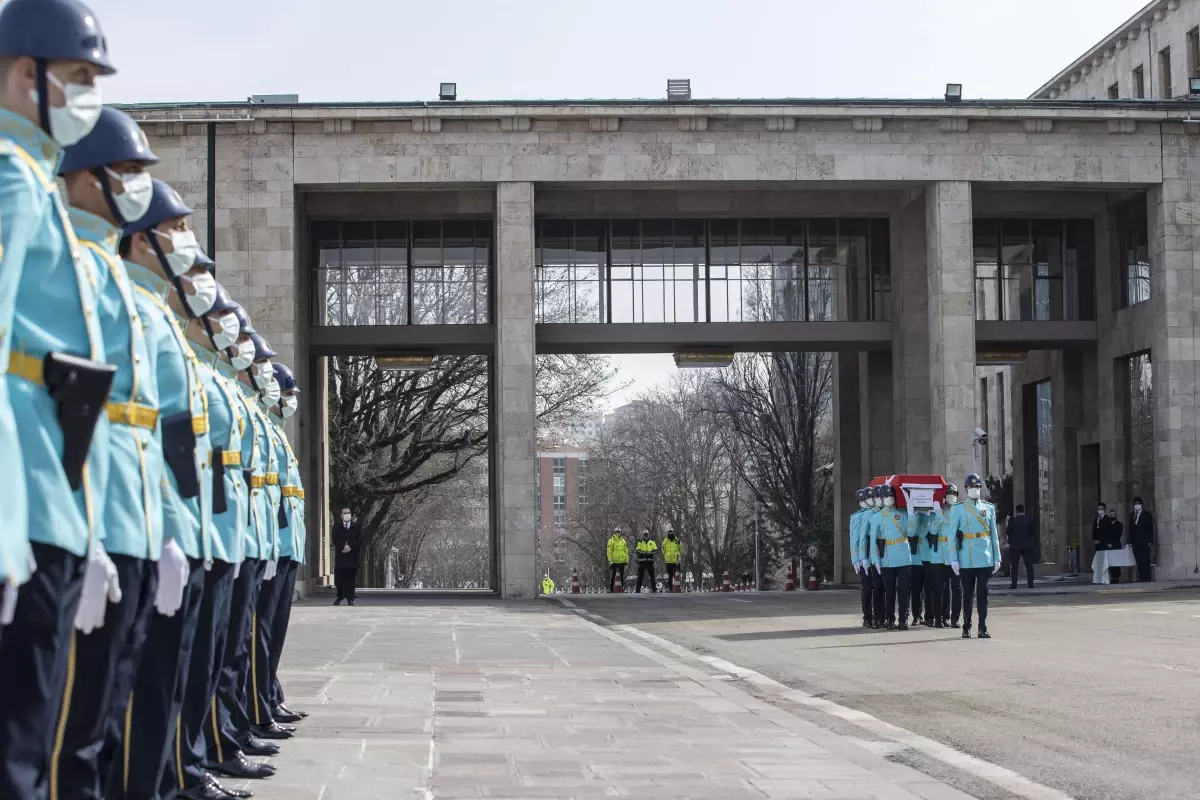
[868,474,949,511]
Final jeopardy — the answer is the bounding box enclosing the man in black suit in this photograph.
[1090,503,1109,559]
[1104,507,1124,583]
[332,507,361,606]
[1006,505,1036,589]
[1129,496,1154,582]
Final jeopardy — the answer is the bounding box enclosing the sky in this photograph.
[84,0,1149,409]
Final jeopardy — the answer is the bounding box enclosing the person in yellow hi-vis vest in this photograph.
[634,532,658,593]
[541,575,555,596]
[606,528,628,593]
[662,531,682,590]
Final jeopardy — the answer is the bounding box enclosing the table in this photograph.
[1091,547,1137,584]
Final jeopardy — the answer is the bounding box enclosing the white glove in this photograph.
[860,560,871,573]
[264,559,278,581]
[1,550,36,625]
[950,561,961,576]
[233,560,242,580]
[852,562,862,575]
[993,560,1002,574]
[155,539,189,617]
[75,543,122,634]
[932,500,942,514]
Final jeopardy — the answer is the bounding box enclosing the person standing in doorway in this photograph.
[1105,507,1124,584]
[1091,503,1110,560]
[332,508,361,605]
[1129,497,1154,582]
[634,531,658,593]
[1006,505,1036,589]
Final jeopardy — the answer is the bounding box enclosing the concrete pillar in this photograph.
[833,353,863,584]
[925,181,978,482]
[494,182,538,598]
[1148,136,1200,580]
[861,351,894,477]
[891,193,932,473]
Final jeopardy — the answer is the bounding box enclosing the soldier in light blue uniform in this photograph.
[850,487,874,628]
[205,306,279,782]
[946,473,1001,639]
[864,485,884,628]
[0,1,118,794]
[168,288,261,799]
[112,179,217,800]
[869,485,918,630]
[56,104,177,800]
[264,363,308,723]
[914,482,959,629]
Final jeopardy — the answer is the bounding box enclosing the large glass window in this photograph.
[1116,200,1151,308]
[974,219,1089,321]
[535,218,890,323]
[312,220,490,326]
[1035,380,1054,564]
[1124,353,1154,508]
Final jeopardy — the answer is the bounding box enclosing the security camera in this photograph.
[817,462,834,476]
[974,428,986,438]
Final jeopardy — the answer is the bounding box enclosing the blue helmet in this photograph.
[273,363,299,394]
[0,0,116,75]
[232,305,256,337]
[854,487,869,504]
[945,482,959,497]
[964,473,984,489]
[210,284,238,315]
[194,249,214,271]
[59,107,155,174]
[121,179,192,238]
[249,333,276,361]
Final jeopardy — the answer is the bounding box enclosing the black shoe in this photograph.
[934,620,945,629]
[874,621,884,629]
[241,737,280,757]
[179,778,236,800]
[348,599,355,606]
[333,598,342,606]
[277,703,308,719]
[272,707,303,724]
[951,621,961,629]
[898,622,909,631]
[207,776,254,798]
[886,622,896,630]
[208,752,277,779]
[961,627,971,639]
[252,723,294,739]
[978,628,991,639]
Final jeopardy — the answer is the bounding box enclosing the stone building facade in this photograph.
[126,67,1200,594]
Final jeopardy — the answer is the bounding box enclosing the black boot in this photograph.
[978,627,991,639]
[898,621,909,631]
[934,620,945,629]
[886,621,896,630]
[333,597,342,606]
[961,625,971,639]
[862,619,873,628]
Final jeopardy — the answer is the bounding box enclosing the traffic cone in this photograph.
[784,558,796,591]
[613,569,623,594]
[807,564,820,590]
[672,569,682,593]
[571,568,581,594]
[721,571,732,592]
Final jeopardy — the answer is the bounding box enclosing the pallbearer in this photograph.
[947,473,1001,639]
[869,485,917,630]
[850,488,873,628]
[0,1,117,795]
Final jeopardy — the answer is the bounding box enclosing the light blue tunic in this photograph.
[947,499,1001,569]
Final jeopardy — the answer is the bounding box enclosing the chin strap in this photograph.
[34,58,51,135]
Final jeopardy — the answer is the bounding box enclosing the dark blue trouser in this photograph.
[108,558,205,800]
[55,555,157,800]
[961,566,991,630]
[0,543,86,800]
[858,567,873,623]
[208,559,263,763]
[252,560,291,728]
[267,559,299,709]
[163,560,235,794]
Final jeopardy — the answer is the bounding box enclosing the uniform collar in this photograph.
[67,208,121,252]
[216,359,241,382]
[125,259,171,298]
[0,108,62,177]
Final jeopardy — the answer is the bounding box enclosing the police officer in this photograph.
[112,179,216,799]
[206,306,278,782]
[0,1,118,795]
[868,485,917,630]
[167,284,256,799]
[850,488,873,628]
[606,528,628,592]
[57,105,191,800]
[662,531,682,591]
[634,531,658,593]
[266,362,308,723]
[947,473,1001,639]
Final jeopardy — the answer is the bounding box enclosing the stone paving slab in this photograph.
[226,596,979,800]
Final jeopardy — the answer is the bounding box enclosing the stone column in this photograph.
[494,182,538,598]
[861,351,894,477]
[891,194,932,473]
[1148,132,1200,580]
[925,182,978,482]
[833,353,863,584]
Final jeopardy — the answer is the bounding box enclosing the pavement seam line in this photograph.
[554,598,1075,800]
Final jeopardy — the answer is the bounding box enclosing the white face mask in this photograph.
[1133,504,1142,513]
[253,360,274,382]
[883,496,895,508]
[33,71,102,147]
[967,488,981,500]
[258,377,281,408]
[859,501,870,510]
[105,169,153,223]
[945,494,958,506]
[342,513,352,523]
[230,339,255,370]
[210,312,240,351]
[871,497,881,508]
[154,228,199,277]
[180,271,217,316]
[281,395,298,418]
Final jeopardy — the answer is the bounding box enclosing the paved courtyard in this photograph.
[237,593,1000,800]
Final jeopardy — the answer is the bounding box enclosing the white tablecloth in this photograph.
[1091,547,1137,584]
